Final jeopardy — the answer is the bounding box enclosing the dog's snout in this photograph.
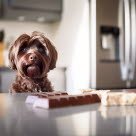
[29,54,38,62]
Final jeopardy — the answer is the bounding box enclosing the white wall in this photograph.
[0,0,90,91]
[50,0,89,67]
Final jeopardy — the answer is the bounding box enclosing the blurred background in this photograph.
[0,0,136,93]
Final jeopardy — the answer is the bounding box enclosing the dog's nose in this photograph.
[29,54,38,62]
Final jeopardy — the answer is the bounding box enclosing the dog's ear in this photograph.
[8,45,17,70]
[46,40,58,70]
[49,43,58,70]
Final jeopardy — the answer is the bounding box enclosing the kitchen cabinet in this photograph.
[0,0,62,23]
[0,67,15,93]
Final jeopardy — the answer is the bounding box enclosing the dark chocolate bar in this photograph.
[25,91,68,104]
[33,93,101,109]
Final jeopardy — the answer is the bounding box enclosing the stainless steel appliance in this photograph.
[90,0,136,89]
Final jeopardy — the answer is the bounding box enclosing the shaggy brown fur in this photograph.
[8,31,58,93]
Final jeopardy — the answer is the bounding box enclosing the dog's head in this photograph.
[8,31,58,79]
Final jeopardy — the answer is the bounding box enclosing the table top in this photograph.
[0,93,136,136]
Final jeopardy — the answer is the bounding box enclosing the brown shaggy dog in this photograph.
[8,31,58,93]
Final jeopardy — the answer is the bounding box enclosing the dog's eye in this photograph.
[19,47,28,53]
[38,46,45,52]
[22,48,28,52]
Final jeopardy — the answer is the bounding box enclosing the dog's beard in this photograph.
[18,55,46,79]
[25,64,42,78]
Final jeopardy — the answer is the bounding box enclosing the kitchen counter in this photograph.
[0,67,66,93]
[0,93,136,136]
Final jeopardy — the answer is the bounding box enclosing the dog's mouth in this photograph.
[23,63,43,78]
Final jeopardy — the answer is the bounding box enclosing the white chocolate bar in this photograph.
[90,90,110,98]
[69,89,110,95]
[101,92,136,106]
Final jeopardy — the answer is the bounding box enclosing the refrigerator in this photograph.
[90,0,136,89]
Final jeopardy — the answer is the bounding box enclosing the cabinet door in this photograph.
[10,0,62,11]
[1,0,62,22]
[0,0,2,17]
[1,71,15,93]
